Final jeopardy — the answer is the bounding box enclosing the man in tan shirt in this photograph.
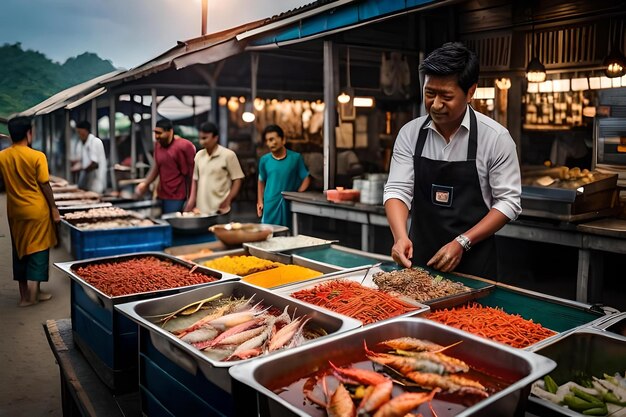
[184,122,244,214]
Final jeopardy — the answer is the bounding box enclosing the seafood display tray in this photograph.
[115,281,362,415]
[273,267,431,323]
[286,243,394,269]
[194,247,344,281]
[428,282,605,351]
[229,317,556,417]
[527,327,626,416]
[54,252,237,393]
[59,218,172,259]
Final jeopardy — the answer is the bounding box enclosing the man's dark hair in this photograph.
[262,124,284,140]
[419,42,479,94]
[156,118,173,131]
[8,116,33,143]
[199,121,219,136]
[76,120,91,131]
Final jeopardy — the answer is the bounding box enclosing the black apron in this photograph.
[409,108,497,279]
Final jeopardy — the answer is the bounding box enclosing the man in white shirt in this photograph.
[184,122,244,214]
[74,120,107,194]
[384,42,521,279]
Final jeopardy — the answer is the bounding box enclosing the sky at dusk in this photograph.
[0,0,312,69]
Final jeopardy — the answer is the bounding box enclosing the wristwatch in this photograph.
[455,234,472,251]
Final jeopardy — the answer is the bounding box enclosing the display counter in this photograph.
[283,191,626,303]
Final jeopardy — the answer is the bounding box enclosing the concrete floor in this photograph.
[0,193,72,417]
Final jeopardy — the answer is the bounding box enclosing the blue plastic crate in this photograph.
[140,327,233,417]
[61,219,172,260]
[71,280,139,393]
[57,252,233,394]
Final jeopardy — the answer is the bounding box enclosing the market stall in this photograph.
[46,230,622,417]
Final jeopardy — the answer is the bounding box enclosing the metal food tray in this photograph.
[54,251,239,310]
[589,311,626,341]
[527,327,626,417]
[114,280,362,393]
[288,244,394,269]
[229,317,556,417]
[426,281,605,351]
[272,267,431,323]
[244,234,335,257]
[274,264,492,310]
[193,247,344,286]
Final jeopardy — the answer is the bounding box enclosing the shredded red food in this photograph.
[290,279,419,325]
[75,256,217,296]
[427,303,557,348]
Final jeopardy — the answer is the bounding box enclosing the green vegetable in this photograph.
[544,375,558,394]
[602,390,626,406]
[563,394,599,411]
[573,370,594,388]
[582,405,608,415]
[571,387,604,405]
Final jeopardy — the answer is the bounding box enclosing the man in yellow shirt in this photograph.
[184,122,244,214]
[0,116,60,306]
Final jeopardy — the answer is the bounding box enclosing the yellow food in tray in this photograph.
[243,265,323,288]
[202,255,282,276]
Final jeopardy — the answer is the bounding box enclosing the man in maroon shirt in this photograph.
[135,118,196,214]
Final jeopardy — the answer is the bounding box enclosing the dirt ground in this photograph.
[0,193,72,417]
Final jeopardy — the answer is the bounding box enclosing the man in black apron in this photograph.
[384,42,522,279]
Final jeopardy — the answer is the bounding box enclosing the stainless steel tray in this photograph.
[287,243,393,269]
[194,247,291,265]
[229,317,556,417]
[114,280,362,393]
[54,251,239,311]
[195,247,344,275]
[244,235,335,256]
[528,327,626,416]
[273,268,431,324]
[589,311,626,341]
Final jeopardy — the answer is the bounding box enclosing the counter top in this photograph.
[577,217,626,238]
[282,191,386,215]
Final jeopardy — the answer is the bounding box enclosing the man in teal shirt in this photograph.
[257,125,310,227]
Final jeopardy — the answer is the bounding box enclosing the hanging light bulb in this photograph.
[526,17,546,83]
[253,98,265,111]
[241,101,255,123]
[337,47,353,104]
[337,91,351,104]
[603,18,626,78]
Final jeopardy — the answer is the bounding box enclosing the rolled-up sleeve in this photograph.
[488,132,522,220]
[383,122,416,210]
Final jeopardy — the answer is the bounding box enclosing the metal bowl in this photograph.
[209,223,273,246]
[161,212,220,234]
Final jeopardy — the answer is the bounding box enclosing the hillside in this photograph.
[0,43,117,127]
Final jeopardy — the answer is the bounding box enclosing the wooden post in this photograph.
[109,95,118,191]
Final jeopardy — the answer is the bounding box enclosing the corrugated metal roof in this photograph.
[104,19,266,85]
[239,0,448,46]
[20,70,124,116]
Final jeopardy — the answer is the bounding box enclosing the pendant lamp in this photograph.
[337,48,353,104]
[526,21,546,83]
[603,19,626,78]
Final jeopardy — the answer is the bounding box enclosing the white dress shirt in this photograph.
[384,107,522,220]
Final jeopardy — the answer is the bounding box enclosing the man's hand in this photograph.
[391,237,413,268]
[51,208,61,223]
[256,202,263,217]
[427,239,464,272]
[218,198,231,214]
[135,182,147,196]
